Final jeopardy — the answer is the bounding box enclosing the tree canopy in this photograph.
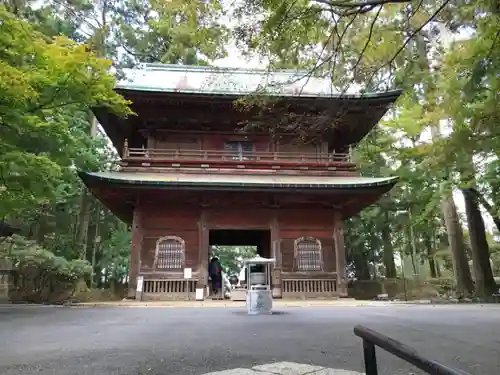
[0,5,131,217]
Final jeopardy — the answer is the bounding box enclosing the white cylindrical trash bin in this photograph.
[247,285,273,315]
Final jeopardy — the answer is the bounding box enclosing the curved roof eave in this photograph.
[78,171,400,224]
[114,86,404,102]
[78,171,399,191]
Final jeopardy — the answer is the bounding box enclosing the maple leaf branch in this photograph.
[349,5,383,83]
[0,121,21,136]
[363,0,452,89]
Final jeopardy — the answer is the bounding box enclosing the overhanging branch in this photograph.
[363,0,451,89]
[313,0,410,9]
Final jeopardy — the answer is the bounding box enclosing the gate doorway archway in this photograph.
[208,229,271,300]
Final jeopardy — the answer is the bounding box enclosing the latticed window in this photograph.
[294,237,323,272]
[154,236,185,270]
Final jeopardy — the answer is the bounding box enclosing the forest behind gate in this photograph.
[1,0,499,303]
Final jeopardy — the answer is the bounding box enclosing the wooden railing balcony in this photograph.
[121,142,354,172]
[125,147,351,162]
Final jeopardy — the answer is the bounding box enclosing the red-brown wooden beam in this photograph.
[128,201,143,298]
[198,210,209,295]
[333,211,347,297]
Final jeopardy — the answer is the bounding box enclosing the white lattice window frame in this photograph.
[294,236,323,272]
[153,236,186,270]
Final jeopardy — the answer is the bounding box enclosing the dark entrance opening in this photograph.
[208,229,272,297]
[209,229,271,258]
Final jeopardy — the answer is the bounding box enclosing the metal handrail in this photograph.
[353,325,471,375]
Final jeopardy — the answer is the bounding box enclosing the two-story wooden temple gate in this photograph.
[80,64,402,301]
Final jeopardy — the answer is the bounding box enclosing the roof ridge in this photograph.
[141,63,312,76]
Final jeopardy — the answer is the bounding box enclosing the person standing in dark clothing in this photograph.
[208,256,222,299]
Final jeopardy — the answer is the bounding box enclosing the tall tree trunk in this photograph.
[408,209,419,276]
[32,207,47,244]
[354,252,371,280]
[382,224,397,278]
[77,2,107,260]
[428,254,437,278]
[441,191,474,297]
[434,259,442,278]
[423,233,437,278]
[428,115,473,295]
[91,208,100,289]
[467,188,500,233]
[77,192,93,260]
[462,188,497,297]
[77,107,98,260]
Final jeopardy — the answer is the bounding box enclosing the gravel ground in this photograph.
[0,304,499,375]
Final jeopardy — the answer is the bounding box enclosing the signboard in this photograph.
[195,288,204,301]
[136,276,144,292]
[183,267,192,279]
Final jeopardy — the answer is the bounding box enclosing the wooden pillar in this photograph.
[334,211,347,297]
[270,211,282,298]
[128,204,143,298]
[198,209,209,298]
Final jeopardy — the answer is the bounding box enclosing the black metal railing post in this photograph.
[354,325,471,375]
[363,338,378,375]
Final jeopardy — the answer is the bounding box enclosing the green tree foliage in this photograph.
[211,246,257,276]
[0,4,132,299]
[0,5,131,217]
[45,0,229,67]
[112,0,228,66]
[0,235,92,303]
[232,1,451,89]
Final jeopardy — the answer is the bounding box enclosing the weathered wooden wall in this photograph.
[136,202,338,277]
[148,132,328,155]
[278,209,336,274]
[139,203,200,272]
[206,208,271,229]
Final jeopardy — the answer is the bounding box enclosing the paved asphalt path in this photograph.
[0,304,499,375]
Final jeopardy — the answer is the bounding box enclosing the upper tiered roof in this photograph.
[94,64,402,154]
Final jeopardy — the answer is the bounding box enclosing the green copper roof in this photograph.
[79,171,398,190]
[117,63,403,99]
